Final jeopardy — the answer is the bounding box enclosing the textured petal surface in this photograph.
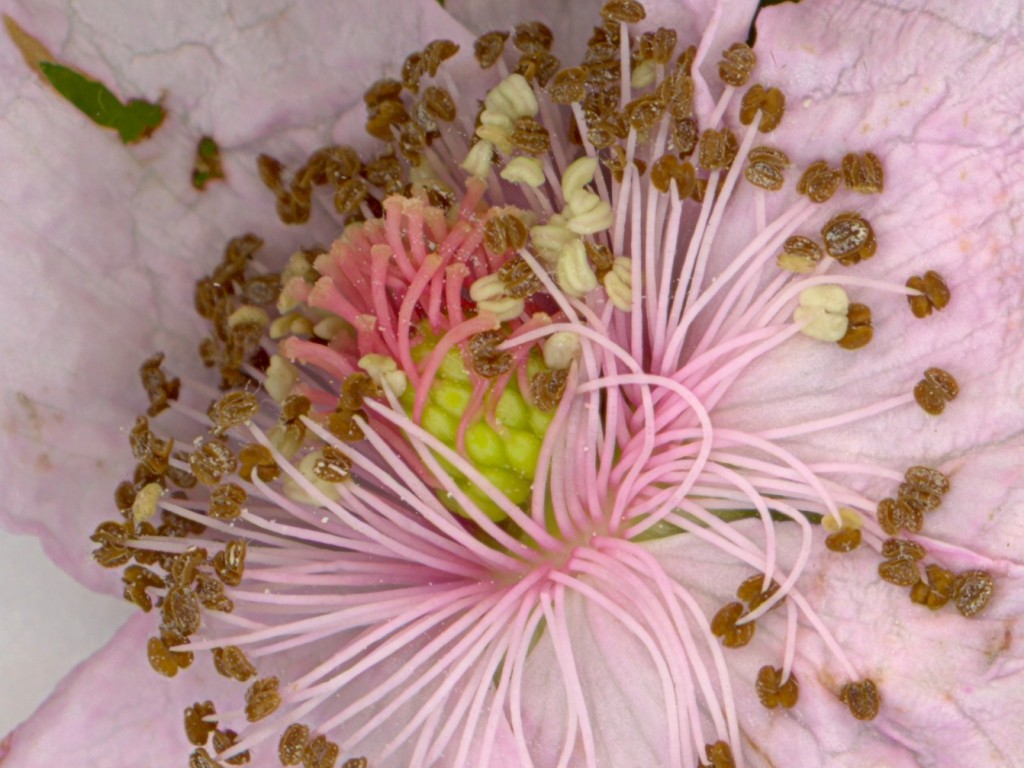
[0,0,473,591]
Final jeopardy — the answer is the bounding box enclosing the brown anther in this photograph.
[660,69,695,121]
[509,116,551,155]
[756,665,800,709]
[906,271,951,318]
[341,760,368,768]
[840,679,880,720]
[208,392,259,433]
[601,0,646,23]
[139,353,181,416]
[243,274,282,306]
[498,255,543,298]
[797,161,842,203]
[238,443,281,483]
[530,368,569,412]
[705,739,736,768]
[275,192,312,226]
[735,574,782,612]
[744,145,789,191]
[512,21,553,53]
[474,31,509,68]
[333,177,369,217]
[651,155,697,197]
[667,117,697,159]
[468,330,513,378]
[398,121,427,164]
[739,84,786,133]
[312,446,352,483]
[876,497,923,535]
[189,748,223,768]
[879,557,921,586]
[585,242,616,281]
[842,151,884,194]
[213,539,247,587]
[339,372,381,412]
[212,645,257,682]
[548,67,587,104]
[213,730,250,765]
[148,635,186,677]
[897,481,942,515]
[281,395,312,423]
[516,50,560,87]
[585,121,617,151]
[718,43,756,87]
[952,570,993,617]
[419,85,456,126]
[245,677,282,722]
[189,440,239,486]
[881,538,927,561]
[160,510,207,538]
[164,585,202,635]
[638,27,677,64]
[710,601,756,648]
[914,367,959,415]
[122,565,165,612]
[422,39,459,77]
[905,466,950,496]
[326,409,365,443]
[130,417,174,475]
[363,78,402,108]
[167,464,199,490]
[257,154,285,193]
[698,127,738,171]
[208,483,246,521]
[624,93,665,133]
[279,723,311,765]
[837,303,873,350]
[185,701,218,746]
[821,212,877,265]
[910,563,955,610]
[825,527,863,552]
[303,735,340,768]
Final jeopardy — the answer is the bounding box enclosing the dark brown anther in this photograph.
[185,701,218,746]
[257,154,285,193]
[585,242,616,281]
[513,21,553,53]
[897,482,942,515]
[213,730,250,765]
[911,563,955,609]
[333,177,369,217]
[698,127,738,171]
[821,212,877,265]
[303,735,340,768]
[842,151,884,194]
[516,50,560,87]
[756,665,799,709]
[601,0,646,23]
[208,392,259,433]
[914,367,959,415]
[422,39,459,76]
[213,539,247,587]
[705,739,736,768]
[906,271,951,318]
[326,409,365,443]
[669,116,698,158]
[474,31,509,68]
[312,446,352,483]
[139,353,181,416]
[797,160,842,203]
[189,440,239,485]
[876,497,923,535]
[498,255,543,298]
[736,575,782,612]
[744,146,789,191]
[718,43,756,87]
[189,748,223,768]
[840,679,880,720]
[209,483,247,521]
[509,116,551,155]
[281,395,312,424]
[710,601,755,648]
[363,78,403,109]
[548,67,587,104]
[339,372,381,412]
[279,723,311,765]
[238,443,281,483]
[638,27,677,64]
[164,585,202,635]
[879,557,921,586]
[952,570,993,617]
[167,464,199,490]
[825,527,863,552]
[651,155,697,197]
[148,635,184,677]
[881,538,927,561]
[212,645,257,682]
[245,677,282,722]
[468,330,513,378]
[419,86,457,127]
[739,84,786,133]
[837,302,873,350]
[624,93,665,133]
[530,368,570,412]
[129,417,174,475]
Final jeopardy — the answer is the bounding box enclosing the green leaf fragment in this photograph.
[38,61,165,144]
[192,135,225,190]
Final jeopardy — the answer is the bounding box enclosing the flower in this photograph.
[3,1,1024,767]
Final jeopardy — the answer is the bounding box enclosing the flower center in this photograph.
[91,2,994,767]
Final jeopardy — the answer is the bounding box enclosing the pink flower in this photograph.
[2,1,1024,766]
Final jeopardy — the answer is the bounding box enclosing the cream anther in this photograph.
[822,506,863,534]
[477,296,526,322]
[794,285,850,342]
[469,273,507,303]
[461,141,494,178]
[566,191,613,235]
[556,239,598,297]
[265,355,299,402]
[561,156,599,202]
[542,331,581,369]
[631,59,657,89]
[483,73,539,119]
[501,156,546,187]
[227,305,270,329]
[284,451,341,505]
[530,217,576,263]
[313,316,348,340]
[132,482,163,523]
[359,354,408,397]
[603,257,634,311]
